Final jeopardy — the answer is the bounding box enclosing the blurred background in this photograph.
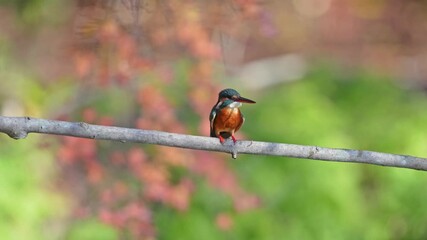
[1,0,427,239]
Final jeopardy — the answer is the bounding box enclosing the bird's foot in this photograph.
[219,135,226,144]
[231,135,237,144]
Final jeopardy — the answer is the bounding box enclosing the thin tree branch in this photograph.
[0,116,426,171]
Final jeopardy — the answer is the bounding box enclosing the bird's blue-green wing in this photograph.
[209,108,217,137]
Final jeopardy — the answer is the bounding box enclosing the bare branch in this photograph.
[0,116,426,171]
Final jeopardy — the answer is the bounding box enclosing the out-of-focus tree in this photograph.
[2,0,427,239]
[59,0,265,238]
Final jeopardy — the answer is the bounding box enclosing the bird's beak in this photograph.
[236,96,256,104]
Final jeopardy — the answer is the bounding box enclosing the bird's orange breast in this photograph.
[213,107,244,136]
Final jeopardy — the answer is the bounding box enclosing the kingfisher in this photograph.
[210,88,256,144]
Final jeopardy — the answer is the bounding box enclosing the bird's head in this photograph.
[217,88,256,104]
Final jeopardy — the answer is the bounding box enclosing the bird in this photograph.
[209,88,256,144]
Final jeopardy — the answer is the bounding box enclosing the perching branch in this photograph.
[0,116,426,171]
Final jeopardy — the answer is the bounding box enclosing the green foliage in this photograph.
[0,137,65,240]
[234,67,427,239]
[2,62,427,239]
[0,0,69,26]
[66,219,118,240]
[2,0,427,239]
[156,66,427,240]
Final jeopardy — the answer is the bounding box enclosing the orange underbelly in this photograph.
[213,107,243,136]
